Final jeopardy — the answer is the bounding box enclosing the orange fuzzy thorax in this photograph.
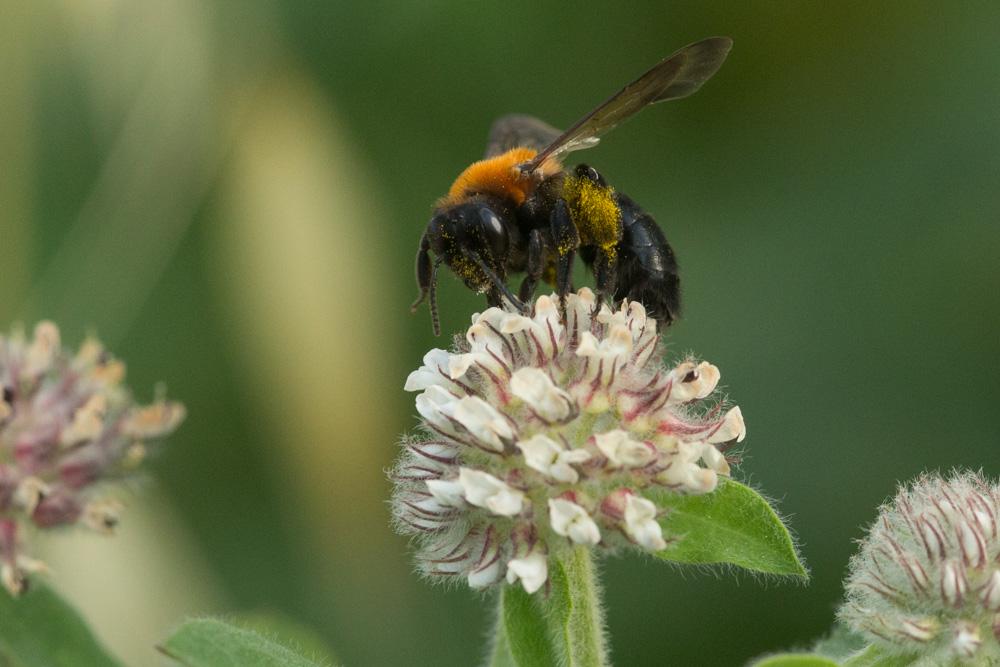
[439,148,558,208]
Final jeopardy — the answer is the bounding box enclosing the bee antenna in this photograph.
[429,258,442,336]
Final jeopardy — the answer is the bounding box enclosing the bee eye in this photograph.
[575,164,601,183]
[479,208,503,236]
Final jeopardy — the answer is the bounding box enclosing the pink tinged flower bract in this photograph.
[0,322,185,596]
[391,290,746,593]
[839,471,1000,663]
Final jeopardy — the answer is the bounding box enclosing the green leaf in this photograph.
[842,644,918,667]
[751,654,840,667]
[486,619,518,667]
[812,625,868,660]
[644,477,808,577]
[0,583,122,667]
[231,611,339,666]
[492,547,609,667]
[159,618,331,667]
[491,586,557,667]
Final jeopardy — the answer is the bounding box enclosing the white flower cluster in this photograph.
[392,290,744,593]
[840,471,1000,664]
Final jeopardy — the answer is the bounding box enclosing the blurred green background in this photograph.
[3,1,999,665]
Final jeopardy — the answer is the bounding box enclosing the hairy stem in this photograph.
[544,546,608,667]
[490,547,609,667]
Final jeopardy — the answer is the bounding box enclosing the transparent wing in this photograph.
[484,114,563,158]
[520,36,733,174]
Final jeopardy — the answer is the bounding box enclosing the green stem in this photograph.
[490,547,609,667]
[543,546,608,667]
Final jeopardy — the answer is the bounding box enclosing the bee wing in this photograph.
[484,114,563,158]
[521,36,733,174]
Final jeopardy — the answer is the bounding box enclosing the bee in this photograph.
[411,37,732,335]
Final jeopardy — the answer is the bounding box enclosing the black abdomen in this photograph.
[613,193,681,324]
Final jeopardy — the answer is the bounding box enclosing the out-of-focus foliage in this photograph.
[159,618,334,667]
[0,583,120,667]
[2,1,998,665]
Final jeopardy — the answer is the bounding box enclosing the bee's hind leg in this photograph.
[592,249,618,315]
[550,200,580,319]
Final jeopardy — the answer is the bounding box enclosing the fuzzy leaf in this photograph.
[231,611,339,665]
[487,623,519,667]
[842,644,917,666]
[751,655,840,667]
[812,625,868,660]
[492,585,557,667]
[644,478,807,577]
[494,547,609,667]
[0,583,122,667]
[159,618,329,667]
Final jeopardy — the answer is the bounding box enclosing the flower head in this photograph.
[0,322,185,595]
[392,290,744,592]
[839,471,1000,664]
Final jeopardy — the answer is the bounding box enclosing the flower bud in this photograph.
[0,323,184,595]
[840,472,1000,662]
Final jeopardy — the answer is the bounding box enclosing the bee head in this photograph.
[428,199,511,293]
[574,163,608,187]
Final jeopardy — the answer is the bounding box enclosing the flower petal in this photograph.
[453,396,513,451]
[548,498,600,545]
[404,348,452,391]
[624,494,667,551]
[458,468,524,516]
[510,367,574,421]
[506,551,548,593]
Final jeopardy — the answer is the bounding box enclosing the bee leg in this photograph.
[518,228,548,304]
[592,249,618,314]
[550,200,580,317]
[465,249,525,313]
[410,233,432,312]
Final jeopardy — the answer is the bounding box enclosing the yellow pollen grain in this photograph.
[563,175,621,257]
